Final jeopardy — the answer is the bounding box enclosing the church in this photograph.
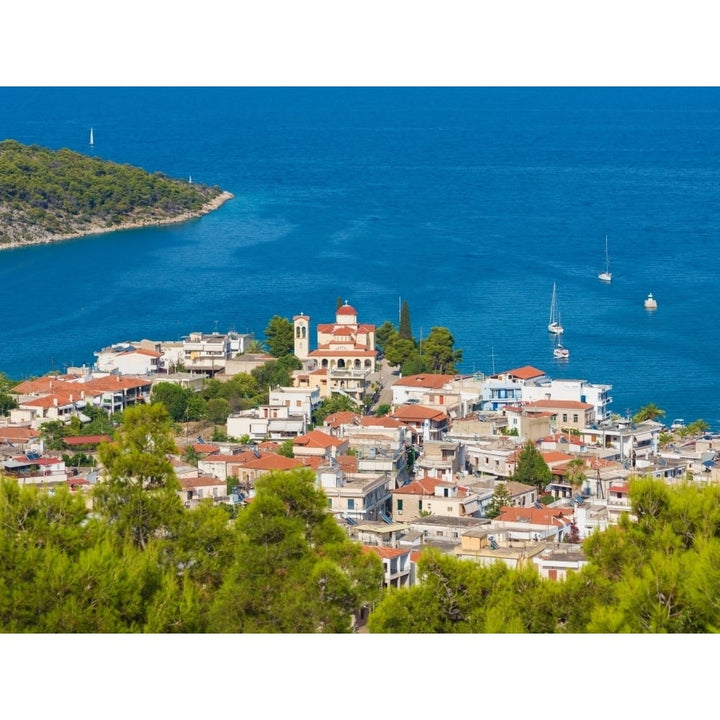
[293,301,377,402]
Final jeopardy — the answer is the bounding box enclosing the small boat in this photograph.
[644,293,658,310]
[598,235,612,282]
[548,282,564,334]
[89,127,94,146]
[553,343,570,359]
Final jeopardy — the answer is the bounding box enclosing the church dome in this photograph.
[337,303,357,316]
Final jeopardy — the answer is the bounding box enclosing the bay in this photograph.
[1,87,719,429]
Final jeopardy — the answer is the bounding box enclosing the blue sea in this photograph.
[1,87,719,429]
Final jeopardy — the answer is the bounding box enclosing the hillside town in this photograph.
[2,300,718,594]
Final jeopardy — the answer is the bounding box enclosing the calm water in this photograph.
[1,87,719,428]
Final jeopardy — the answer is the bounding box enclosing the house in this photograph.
[93,339,186,375]
[581,418,663,466]
[388,404,449,443]
[532,544,589,580]
[231,452,310,495]
[497,480,538,508]
[293,301,377,403]
[489,505,575,543]
[181,331,234,374]
[463,435,524,479]
[413,439,463,481]
[0,426,41,454]
[223,352,275,376]
[503,404,555,442]
[479,365,548,412]
[178,475,230,506]
[345,520,410,548]
[522,399,595,432]
[364,545,413,589]
[94,345,161,375]
[198,450,257,482]
[446,412,509,440]
[152,372,208,392]
[1,453,67,486]
[538,431,587,454]
[408,514,491,545]
[390,373,458,411]
[322,410,363,437]
[268,386,321,424]
[226,404,307,442]
[607,482,634,523]
[318,461,393,523]
[341,420,411,487]
[521,377,614,423]
[454,527,547,569]
[293,428,348,459]
[292,366,331,399]
[391,476,481,522]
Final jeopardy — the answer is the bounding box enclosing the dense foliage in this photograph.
[0,404,382,632]
[369,477,720,633]
[376,302,463,375]
[0,139,225,245]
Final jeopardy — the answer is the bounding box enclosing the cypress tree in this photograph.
[399,300,413,340]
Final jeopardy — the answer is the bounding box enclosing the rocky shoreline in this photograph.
[0,190,234,251]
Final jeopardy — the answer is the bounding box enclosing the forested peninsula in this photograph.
[0,139,233,248]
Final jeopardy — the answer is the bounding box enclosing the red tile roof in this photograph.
[324,411,361,428]
[360,416,406,429]
[390,405,448,422]
[501,366,546,380]
[1,427,40,442]
[365,545,410,560]
[293,429,345,448]
[540,450,576,465]
[64,435,112,445]
[496,506,574,525]
[392,477,444,496]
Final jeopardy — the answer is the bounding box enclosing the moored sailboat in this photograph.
[598,235,612,282]
[548,282,564,334]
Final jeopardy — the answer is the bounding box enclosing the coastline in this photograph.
[0,190,234,252]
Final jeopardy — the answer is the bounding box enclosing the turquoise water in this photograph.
[1,87,719,428]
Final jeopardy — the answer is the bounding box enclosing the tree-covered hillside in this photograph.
[0,139,229,246]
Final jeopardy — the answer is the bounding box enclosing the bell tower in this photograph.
[293,313,310,360]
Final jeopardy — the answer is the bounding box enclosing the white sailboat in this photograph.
[548,282,564,335]
[598,235,612,282]
[89,127,94,146]
[553,341,570,359]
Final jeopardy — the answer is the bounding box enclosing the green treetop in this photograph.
[512,440,552,495]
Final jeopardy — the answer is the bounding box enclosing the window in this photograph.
[573,414,578,423]
[562,413,568,422]
[348,498,355,510]
[397,499,403,512]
